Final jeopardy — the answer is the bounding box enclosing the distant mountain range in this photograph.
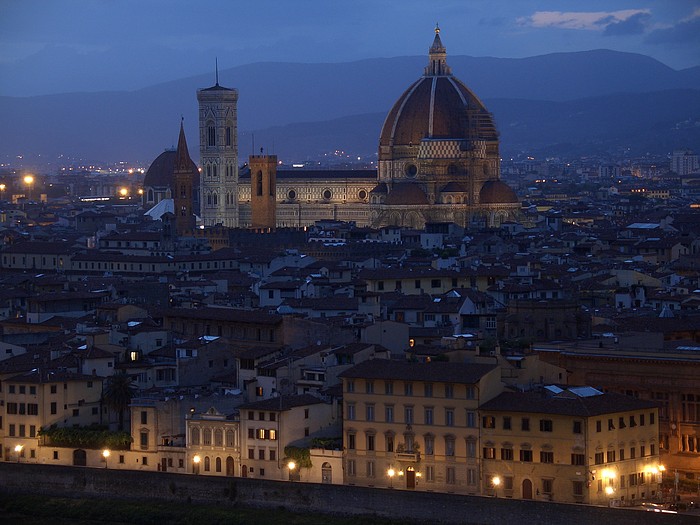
[1,49,699,166]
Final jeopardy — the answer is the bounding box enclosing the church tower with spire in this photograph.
[173,119,197,236]
[197,66,239,228]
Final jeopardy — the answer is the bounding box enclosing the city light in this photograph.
[102,449,110,468]
[119,187,128,197]
[387,467,395,488]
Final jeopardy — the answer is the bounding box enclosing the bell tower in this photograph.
[197,66,239,228]
[249,153,277,230]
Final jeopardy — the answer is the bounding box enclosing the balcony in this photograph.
[396,452,420,462]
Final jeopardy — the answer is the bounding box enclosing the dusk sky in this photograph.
[1,0,699,97]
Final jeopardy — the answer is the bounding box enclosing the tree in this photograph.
[102,371,136,431]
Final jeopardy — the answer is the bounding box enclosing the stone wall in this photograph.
[0,462,692,525]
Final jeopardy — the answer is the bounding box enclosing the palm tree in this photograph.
[102,371,136,431]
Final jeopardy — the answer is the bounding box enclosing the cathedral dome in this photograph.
[479,180,519,204]
[143,149,199,189]
[384,183,429,205]
[379,28,497,157]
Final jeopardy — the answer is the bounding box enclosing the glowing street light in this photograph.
[102,449,110,468]
[0,183,6,199]
[193,454,201,474]
[492,475,501,497]
[23,175,34,200]
[387,467,396,488]
[288,460,296,481]
[14,444,24,463]
[118,187,128,198]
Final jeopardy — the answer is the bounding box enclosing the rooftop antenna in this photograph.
[215,57,219,86]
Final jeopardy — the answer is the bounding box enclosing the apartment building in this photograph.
[479,387,661,506]
[339,359,502,494]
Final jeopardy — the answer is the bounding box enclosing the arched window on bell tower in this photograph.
[256,171,263,196]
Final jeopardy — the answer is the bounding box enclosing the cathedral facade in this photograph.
[144,28,519,231]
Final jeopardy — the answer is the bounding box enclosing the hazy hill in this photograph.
[1,50,698,165]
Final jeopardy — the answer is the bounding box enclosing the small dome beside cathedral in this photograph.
[479,180,519,204]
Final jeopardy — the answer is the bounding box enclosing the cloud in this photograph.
[645,8,700,44]
[603,12,651,36]
[518,9,651,32]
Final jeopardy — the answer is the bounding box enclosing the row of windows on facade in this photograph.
[346,380,477,398]
[375,278,461,291]
[203,191,236,206]
[205,125,234,148]
[189,427,237,447]
[203,163,235,178]
[6,382,93,395]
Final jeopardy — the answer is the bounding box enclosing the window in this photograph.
[483,446,496,459]
[207,125,216,147]
[258,412,265,421]
[258,449,265,460]
[424,407,433,425]
[467,439,476,458]
[404,406,414,424]
[542,478,553,494]
[571,453,585,465]
[140,431,148,449]
[365,380,374,394]
[446,466,456,485]
[142,456,148,466]
[347,459,356,477]
[445,409,454,427]
[640,445,646,457]
[640,414,645,426]
[608,418,615,430]
[257,428,265,440]
[50,385,57,394]
[366,460,375,478]
[444,384,453,398]
[386,434,394,452]
[141,411,148,425]
[629,415,636,427]
[365,404,375,421]
[503,416,511,430]
[424,383,433,397]
[366,434,375,451]
[53,451,59,460]
[596,420,602,432]
[607,450,616,462]
[519,450,533,462]
[29,386,36,395]
[346,380,355,393]
[650,444,656,456]
[573,421,582,434]
[50,402,57,415]
[404,382,413,396]
[482,416,495,429]
[650,412,655,425]
[445,436,455,456]
[347,433,355,450]
[521,418,530,431]
[466,411,476,428]
[619,448,625,461]
[427,466,435,482]
[501,448,513,460]
[385,381,393,395]
[594,452,604,464]
[467,468,477,485]
[248,448,255,460]
[540,451,554,463]
[385,405,394,423]
[346,403,355,421]
[304,408,309,419]
[573,480,584,497]
[539,419,553,432]
[466,386,475,400]
[630,447,636,459]
[424,435,434,455]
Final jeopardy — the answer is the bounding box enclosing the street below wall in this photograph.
[0,462,695,525]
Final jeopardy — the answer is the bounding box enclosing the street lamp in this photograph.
[0,183,6,200]
[23,175,34,201]
[14,444,23,463]
[102,449,110,469]
[118,187,128,198]
[193,454,201,474]
[492,475,501,498]
[387,468,395,488]
[288,460,296,481]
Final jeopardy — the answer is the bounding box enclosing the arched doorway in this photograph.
[321,462,332,484]
[406,466,416,490]
[226,456,234,476]
[73,449,86,466]
[522,478,533,499]
[241,464,248,478]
